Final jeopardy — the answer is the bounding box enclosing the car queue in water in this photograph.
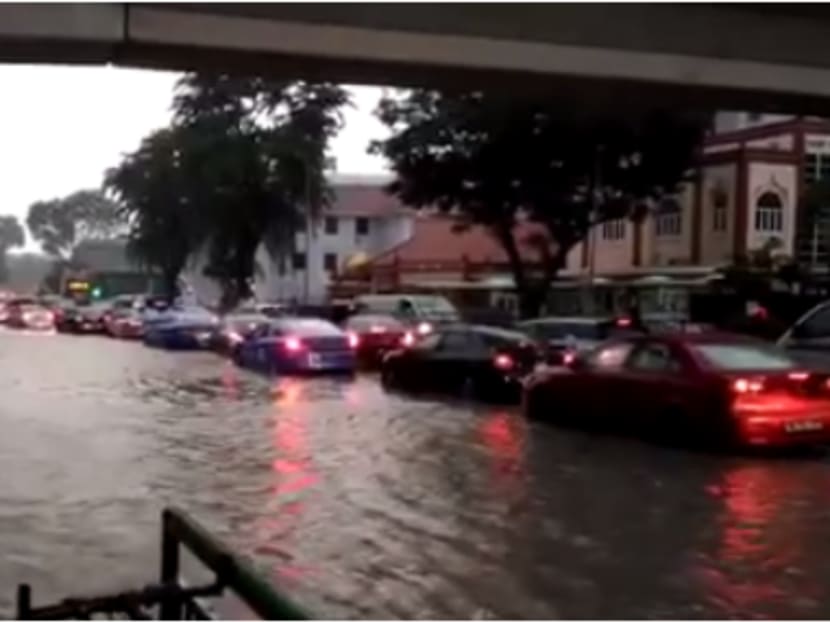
[4,288,830,452]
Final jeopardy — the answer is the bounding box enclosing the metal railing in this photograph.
[16,507,308,620]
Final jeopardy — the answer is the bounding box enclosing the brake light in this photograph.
[732,378,764,394]
[369,325,387,334]
[493,353,515,371]
[284,336,303,352]
[417,322,432,335]
[788,371,810,381]
[616,316,632,328]
[348,332,360,348]
[562,351,576,366]
[401,332,415,347]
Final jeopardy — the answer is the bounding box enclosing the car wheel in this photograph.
[381,365,397,389]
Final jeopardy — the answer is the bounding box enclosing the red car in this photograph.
[523,332,830,449]
[6,302,55,331]
[344,314,413,367]
[105,309,144,339]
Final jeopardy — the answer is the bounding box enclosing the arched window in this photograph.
[655,198,682,237]
[754,191,784,232]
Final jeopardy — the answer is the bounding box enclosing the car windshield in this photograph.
[279,319,341,337]
[411,297,459,318]
[529,321,605,341]
[693,344,796,371]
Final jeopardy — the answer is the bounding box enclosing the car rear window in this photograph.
[530,322,605,340]
[693,344,795,370]
[347,315,404,331]
[280,319,342,337]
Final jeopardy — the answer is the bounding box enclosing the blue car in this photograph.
[234,317,357,375]
[142,308,219,350]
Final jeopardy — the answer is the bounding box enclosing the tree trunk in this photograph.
[162,269,179,305]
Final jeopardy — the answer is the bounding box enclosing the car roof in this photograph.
[627,331,765,347]
[439,323,530,341]
[519,317,611,325]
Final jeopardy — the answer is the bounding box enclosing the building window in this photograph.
[754,191,784,232]
[324,252,338,273]
[711,185,728,232]
[355,217,370,236]
[655,198,682,237]
[601,219,626,241]
[292,252,306,270]
[324,216,338,235]
[805,152,830,185]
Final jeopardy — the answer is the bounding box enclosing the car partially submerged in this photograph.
[523,331,830,449]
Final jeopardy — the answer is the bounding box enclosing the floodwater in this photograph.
[2,329,830,619]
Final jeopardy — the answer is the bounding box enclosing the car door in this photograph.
[620,340,702,437]
[432,329,488,394]
[395,333,443,390]
[552,341,636,427]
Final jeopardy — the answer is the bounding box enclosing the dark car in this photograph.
[380,324,539,402]
[233,317,357,375]
[517,316,640,365]
[143,308,219,350]
[523,332,830,449]
[58,302,110,334]
[343,314,412,367]
[211,312,272,357]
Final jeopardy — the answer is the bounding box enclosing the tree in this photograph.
[171,74,348,309]
[26,189,123,259]
[105,127,201,302]
[0,215,25,283]
[107,73,349,309]
[371,90,708,317]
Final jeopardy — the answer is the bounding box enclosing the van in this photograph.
[353,294,460,331]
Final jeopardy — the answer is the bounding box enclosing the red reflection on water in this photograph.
[477,410,527,491]
[251,379,321,584]
[220,364,240,400]
[698,464,822,616]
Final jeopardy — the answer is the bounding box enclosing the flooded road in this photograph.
[2,330,830,618]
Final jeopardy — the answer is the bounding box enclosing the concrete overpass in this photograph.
[4,4,830,112]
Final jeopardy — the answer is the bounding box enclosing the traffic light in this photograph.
[91,286,103,300]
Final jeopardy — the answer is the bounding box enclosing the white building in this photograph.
[258,173,414,303]
[182,174,413,305]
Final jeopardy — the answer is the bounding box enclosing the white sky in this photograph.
[0,65,389,250]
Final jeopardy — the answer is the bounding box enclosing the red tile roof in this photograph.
[327,182,411,217]
[371,216,550,268]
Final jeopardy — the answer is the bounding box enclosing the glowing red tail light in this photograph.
[616,316,632,328]
[562,351,576,366]
[493,353,515,371]
[347,332,360,348]
[401,332,415,347]
[284,336,303,353]
[732,378,764,394]
[369,325,387,334]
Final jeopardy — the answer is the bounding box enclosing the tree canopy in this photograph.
[106,73,348,307]
[26,189,123,259]
[371,90,709,317]
[0,215,25,283]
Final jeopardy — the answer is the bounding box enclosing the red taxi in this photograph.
[523,333,830,449]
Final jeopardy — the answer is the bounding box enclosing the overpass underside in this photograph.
[3,3,830,113]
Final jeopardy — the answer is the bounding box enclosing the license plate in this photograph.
[194,332,211,345]
[785,421,824,433]
[308,353,322,368]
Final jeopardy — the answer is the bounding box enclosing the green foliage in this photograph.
[371,90,708,317]
[26,189,123,259]
[106,73,348,308]
[0,215,25,283]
